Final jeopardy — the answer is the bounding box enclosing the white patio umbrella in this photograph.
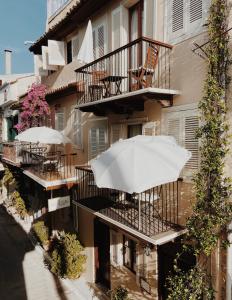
[77,20,94,64]
[91,135,191,194]
[15,127,71,144]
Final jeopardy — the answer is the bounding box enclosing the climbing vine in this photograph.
[167,0,232,298]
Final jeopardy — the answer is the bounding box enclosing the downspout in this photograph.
[226,221,232,300]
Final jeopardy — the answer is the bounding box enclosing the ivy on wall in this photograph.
[167,0,232,298]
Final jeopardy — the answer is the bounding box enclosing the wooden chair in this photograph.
[88,70,107,101]
[128,44,159,91]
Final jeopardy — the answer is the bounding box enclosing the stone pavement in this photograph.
[0,197,103,300]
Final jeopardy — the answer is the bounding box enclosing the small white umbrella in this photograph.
[91,135,191,194]
[77,20,94,64]
[15,127,71,144]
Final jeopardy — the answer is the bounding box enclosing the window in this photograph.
[72,35,79,60]
[88,127,107,160]
[161,104,200,177]
[72,107,82,148]
[67,40,72,64]
[55,108,65,132]
[93,23,106,60]
[167,0,209,43]
[123,235,137,273]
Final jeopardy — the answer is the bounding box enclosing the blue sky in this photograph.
[0,0,46,74]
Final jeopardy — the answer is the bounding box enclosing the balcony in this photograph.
[1,142,77,187]
[75,37,179,116]
[74,167,183,241]
[21,148,77,186]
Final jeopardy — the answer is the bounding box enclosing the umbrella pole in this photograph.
[138,194,141,231]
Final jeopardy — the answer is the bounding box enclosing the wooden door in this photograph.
[94,219,110,289]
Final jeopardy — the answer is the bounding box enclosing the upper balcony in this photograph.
[74,166,184,244]
[75,37,179,116]
[1,142,77,188]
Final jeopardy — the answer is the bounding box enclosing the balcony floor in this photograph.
[77,87,180,115]
[77,196,182,238]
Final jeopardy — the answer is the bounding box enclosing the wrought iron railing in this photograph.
[74,166,181,237]
[21,149,77,181]
[75,37,172,106]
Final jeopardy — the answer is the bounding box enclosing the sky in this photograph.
[0,0,46,74]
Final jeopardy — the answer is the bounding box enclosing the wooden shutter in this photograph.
[55,109,65,132]
[142,122,156,136]
[72,108,82,148]
[111,124,126,145]
[89,127,107,160]
[42,46,58,71]
[93,29,97,60]
[188,0,203,33]
[184,115,199,169]
[48,40,66,66]
[171,0,185,38]
[72,35,79,60]
[98,25,105,58]
[112,8,121,50]
[167,118,181,145]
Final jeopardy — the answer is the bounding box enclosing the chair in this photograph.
[88,70,107,101]
[128,44,159,91]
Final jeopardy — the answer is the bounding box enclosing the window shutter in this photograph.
[48,40,66,66]
[89,128,98,160]
[98,25,105,58]
[167,118,181,145]
[111,124,124,144]
[34,55,48,76]
[72,35,79,60]
[184,115,199,169]
[111,231,118,265]
[112,8,121,50]
[55,109,65,132]
[89,127,107,160]
[42,46,58,71]
[171,0,185,39]
[187,0,204,33]
[142,122,156,136]
[93,29,97,60]
[72,108,82,148]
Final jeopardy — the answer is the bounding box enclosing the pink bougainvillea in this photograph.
[15,83,51,132]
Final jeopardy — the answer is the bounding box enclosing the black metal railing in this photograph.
[21,148,77,181]
[74,166,181,237]
[75,37,172,106]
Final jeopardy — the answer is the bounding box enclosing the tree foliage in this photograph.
[15,83,50,132]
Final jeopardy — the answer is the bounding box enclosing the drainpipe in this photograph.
[226,221,232,300]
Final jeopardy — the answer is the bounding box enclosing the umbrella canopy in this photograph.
[15,127,71,144]
[77,20,94,64]
[91,135,191,194]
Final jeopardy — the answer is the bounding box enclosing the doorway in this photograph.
[94,219,111,289]
[158,240,196,299]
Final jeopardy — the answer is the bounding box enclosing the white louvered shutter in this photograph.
[89,127,107,160]
[111,124,126,145]
[170,0,185,40]
[93,24,106,60]
[93,29,97,60]
[188,0,204,33]
[73,108,82,148]
[184,115,199,170]
[167,118,181,145]
[112,8,121,50]
[55,109,65,132]
[34,55,48,76]
[72,35,79,60]
[142,122,156,136]
[48,40,66,66]
[42,46,58,71]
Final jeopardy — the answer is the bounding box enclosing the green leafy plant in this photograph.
[11,190,27,218]
[167,0,232,298]
[3,167,14,186]
[111,286,129,300]
[32,221,49,246]
[49,231,86,279]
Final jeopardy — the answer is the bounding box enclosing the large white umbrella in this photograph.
[77,20,94,64]
[91,135,191,194]
[15,127,71,144]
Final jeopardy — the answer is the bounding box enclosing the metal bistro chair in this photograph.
[88,70,108,101]
[128,44,159,91]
